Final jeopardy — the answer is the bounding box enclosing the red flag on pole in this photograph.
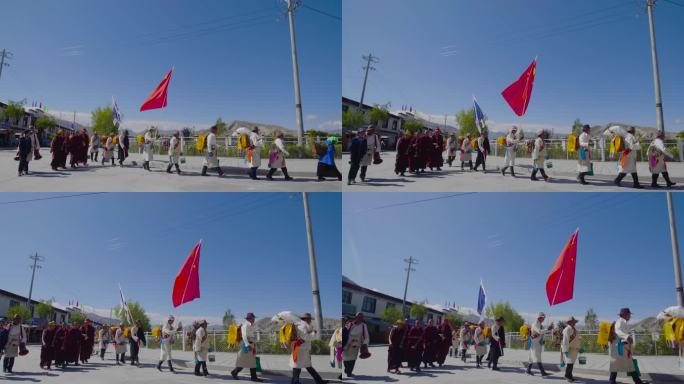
[546,229,578,306]
[501,58,537,116]
[172,240,201,308]
[140,68,173,112]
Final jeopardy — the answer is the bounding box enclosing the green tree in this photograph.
[403,119,424,134]
[214,117,228,136]
[368,105,390,126]
[446,314,463,329]
[584,308,599,330]
[410,302,428,321]
[1,100,26,125]
[456,107,479,137]
[676,131,684,139]
[35,300,55,320]
[382,306,403,324]
[114,300,151,330]
[305,130,329,139]
[485,302,524,332]
[35,115,57,138]
[571,118,583,135]
[7,305,31,321]
[222,309,236,327]
[69,312,86,325]
[91,106,117,135]
[342,110,365,131]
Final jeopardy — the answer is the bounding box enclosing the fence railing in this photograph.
[141,329,334,355]
[504,331,677,357]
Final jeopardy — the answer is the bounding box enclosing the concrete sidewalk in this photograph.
[0,149,341,192]
[341,153,684,192]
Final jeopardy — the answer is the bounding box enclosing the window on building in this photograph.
[362,297,376,313]
[392,120,398,131]
[386,302,396,310]
[342,105,348,112]
[9,300,19,308]
[427,313,433,322]
[342,290,352,305]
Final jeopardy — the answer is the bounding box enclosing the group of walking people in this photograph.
[347,124,678,189]
[15,125,341,183]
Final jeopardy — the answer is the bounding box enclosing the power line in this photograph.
[664,0,684,7]
[301,4,341,20]
[366,192,476,211]
[0,192,105,205]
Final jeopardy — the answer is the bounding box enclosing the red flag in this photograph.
[172,240,201,308]
[140,68,173,112]
[501,58,537,116]
[546,229,578,306]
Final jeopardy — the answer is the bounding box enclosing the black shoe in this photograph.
[231,370,239,380]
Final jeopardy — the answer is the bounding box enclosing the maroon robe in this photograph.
[40,327,57,368]
[422,324,440,365]
[428,132,444,169]
[436,321,453,366]
[53,326,67,366]
[79,324,95,362]
[404,325,424,369]
[407,136,420,172]
[394,136,410,175]
[63,326,83,363]
[50,135,68,169]
[387,325,406,371]
[417,135,432,171]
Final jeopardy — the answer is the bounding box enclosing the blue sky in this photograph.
[0,192,341,326]
[0,0,341,133]
[343,192,684,323]
[343,0,684,134]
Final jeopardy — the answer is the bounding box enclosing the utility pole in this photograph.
[302,192,324,336]
[401,257,418,318]
[646,0,666,133]
[667,193,684,306]
[28,253,45,317]
[286,0,305,146]
[359,54,379,109]
[0,49,13,83]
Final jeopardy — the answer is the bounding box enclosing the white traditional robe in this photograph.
[648,137,673,174]
[577,132,592,172]
[143,132,154,162]
[193,327,209,362]
[342,321,369,362]
[460,326,472,348]
[168,136,181,165]
[451,330,460,348]
[360,134,380,167]
[504,132,520,166]
[160,323,175,361]
[235,320,257,368]
[461,138,472,162]
[532,137,547,169]
[4,324,27,358]
[529,320,544,363]
[561,325,580,364]
[130,325,139,352]
[103,137,114,161]
[248,132,263,168]
[607,127,640,174]
[473,326,487,357]
[114,327,127,354]
[98,328,110,350]
[329,327,343,369]
[90,134,100,156]
[446,137,457,157]
[203,132,220,168]
[477,136,487,154]
[609,317,635,372]
[269,138,289,169]
[289,322,316,369]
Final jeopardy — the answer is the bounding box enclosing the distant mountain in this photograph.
[205,317,339,332]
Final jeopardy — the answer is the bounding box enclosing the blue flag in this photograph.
[473,96,485,132]
[112,96,123,127]
[477,280,487,316]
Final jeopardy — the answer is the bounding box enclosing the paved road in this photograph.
[1,345,341,383]
[0,150,341,192]
[341,153,684,192]
[344,346,684,383]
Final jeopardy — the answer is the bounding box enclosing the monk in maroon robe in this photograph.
[50,131,68,170]
[394,133,411,176]
[80,130,90,165]
[54,325,67,368]
[79,319,95,363]
[436,318,453,366]
[422,320,440,367]
[407,134,419,173]
[404,321,424,372]
[417,132,432,173]
[428,128,444,171]
[387,321,407,374]
[40,322,57,369]
[63,324,83,365]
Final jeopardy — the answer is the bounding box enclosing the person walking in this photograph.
[267,132,293,181]
[166,131,182,175]
[157,316,177,373]
[347,129,367,185]
[231,312,263,382]
[289,313,328,384]
[193,320,210,377]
